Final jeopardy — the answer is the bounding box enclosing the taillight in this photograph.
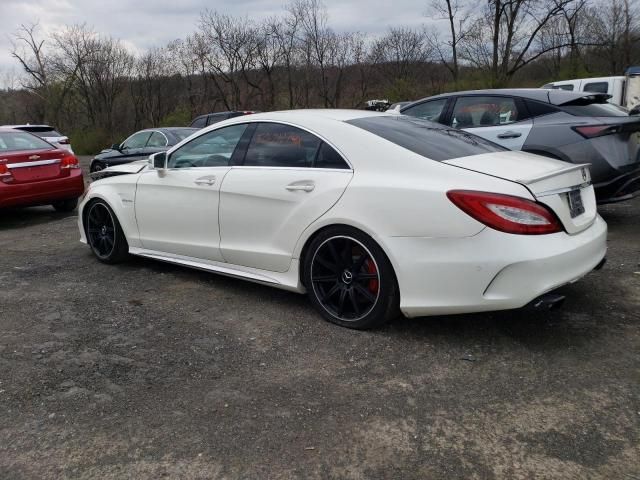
[58,138,70,145]
[60,153,80,169]
[447,190,563,235]
[0,163,12,183]
[572,125,620,138]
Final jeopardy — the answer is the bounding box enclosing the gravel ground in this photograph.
[0,156,638,479]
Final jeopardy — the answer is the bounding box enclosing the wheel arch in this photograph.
[296,221,399,289]
[80,185,139,247]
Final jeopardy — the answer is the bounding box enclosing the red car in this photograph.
[0,128,84,211]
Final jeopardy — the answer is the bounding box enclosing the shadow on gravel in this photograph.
[0,206,77,230]
[118,252,603,354]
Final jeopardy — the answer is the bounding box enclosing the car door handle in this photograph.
[497,131,522,139]
[286,181,315,192]
[194,175,216,186]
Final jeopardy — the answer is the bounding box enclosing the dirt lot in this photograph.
[0,156,639,479]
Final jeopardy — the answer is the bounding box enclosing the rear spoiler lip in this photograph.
[517,163,591,184]
[549,90,612,106]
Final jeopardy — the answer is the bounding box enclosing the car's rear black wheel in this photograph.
[85,200,129,263]
[52,198,78,212]
[303,226,399,329]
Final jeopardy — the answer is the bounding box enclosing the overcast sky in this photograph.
[0,0,436,86]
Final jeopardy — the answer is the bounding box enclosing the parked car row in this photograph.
[4,96,635,330]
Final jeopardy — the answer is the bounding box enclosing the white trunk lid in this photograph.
[444,151,597,234]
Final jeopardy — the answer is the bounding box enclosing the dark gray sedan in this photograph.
[399,89,640,203]
[90,128,197,172]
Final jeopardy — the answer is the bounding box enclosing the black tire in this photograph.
[90,161,105,173]
[303,226,399,330]
[84,200,129,264]
[52,198,78,212]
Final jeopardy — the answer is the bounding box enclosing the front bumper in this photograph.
[383,215,607,318]
[0,169,85,209]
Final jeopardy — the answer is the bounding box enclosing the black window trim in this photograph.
[234,121,353,171]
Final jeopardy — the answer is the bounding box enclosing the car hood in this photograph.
[90,160,148,180]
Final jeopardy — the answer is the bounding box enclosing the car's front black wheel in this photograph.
[52,198,78,212]
[303,226,399,329]
[90,161,105,173]
[85,200,129,263]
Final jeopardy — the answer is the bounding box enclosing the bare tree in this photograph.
[427,0,469,85]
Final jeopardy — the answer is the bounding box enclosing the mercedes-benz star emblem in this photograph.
[341,270,353,284]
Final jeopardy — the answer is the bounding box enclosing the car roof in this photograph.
[242,109,388,122]
[403,88,610,107]
[1,124,57,130]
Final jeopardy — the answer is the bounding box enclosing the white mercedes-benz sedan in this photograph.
[78,110,607,329]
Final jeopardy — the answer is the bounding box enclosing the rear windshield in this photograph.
[15,126,62,136]
[346,115,506,161]
[561,101,628,117]
[0,131,54,151]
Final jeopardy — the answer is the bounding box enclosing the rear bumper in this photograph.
[0,169,85,208]
[384,215,607,318]
[594,168,640,204]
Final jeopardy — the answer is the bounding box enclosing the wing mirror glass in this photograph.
[150,151,167,170]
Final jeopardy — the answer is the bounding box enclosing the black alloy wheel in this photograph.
[304,227,399,329]
[85,201,129,263]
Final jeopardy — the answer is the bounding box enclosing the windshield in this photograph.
[346,115,506,161]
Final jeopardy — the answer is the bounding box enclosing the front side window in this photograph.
[402,99,448,124]
[451,96,523,128]
[168,123,247,169]
[147,131,167,148]
[0,131,53,151]
[122,131,152,149]
[347,115,505,162]
[244,123,321,168]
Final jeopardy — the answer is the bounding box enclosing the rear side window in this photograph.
[560,100,628,117]
[583,82,609,94]
[347,116,506,161]
[0,131,53,151]
[553,84,574,91]
[525,100,559,117]
[206,114,229,126]
[190,116,207,128]
[244,123,321,167]
[314,142,349,169]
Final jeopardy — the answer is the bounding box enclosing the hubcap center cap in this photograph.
[101,225,107,236]
[341,270,353,285]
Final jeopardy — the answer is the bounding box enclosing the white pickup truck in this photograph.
[542,67,640,112]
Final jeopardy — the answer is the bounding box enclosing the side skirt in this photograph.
[128,247,305,293]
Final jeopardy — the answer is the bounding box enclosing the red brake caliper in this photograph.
[365,259,379,294]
